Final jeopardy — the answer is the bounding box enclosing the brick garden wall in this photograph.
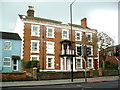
[2,73,26,81]
[37,71,90,80]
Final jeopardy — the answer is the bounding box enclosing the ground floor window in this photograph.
[88,58,93,68]
[3,57,11,67]
[30,55,39,61]
[76,57,82,68]
[46,56,54,69]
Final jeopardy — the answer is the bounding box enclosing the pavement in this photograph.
[1,76,119,88]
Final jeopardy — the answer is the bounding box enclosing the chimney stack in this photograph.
[27,6,34,17]
[81,18,87,27]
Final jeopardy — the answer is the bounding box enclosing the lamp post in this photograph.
[70,0,76,82]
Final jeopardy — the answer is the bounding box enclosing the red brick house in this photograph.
[15,6,99,72]
[99,45,120,65]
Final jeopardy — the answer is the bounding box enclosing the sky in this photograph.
[0,0,119,44]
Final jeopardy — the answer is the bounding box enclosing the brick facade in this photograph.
[16,6,99,72]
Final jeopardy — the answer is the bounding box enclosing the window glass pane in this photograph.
[47,42,54,54]
[32,42,38,51]
[13,66,17,70]
[3,58,11,66]
[48,28,53,38]
[4,42,11,50]
[48,58,52,68]
[48,58,52,62]
[13,59,17,64]
[63,31,67,38]
[89,59,92,68]
[4,58,10,61]
[77,33,80,40]
[32,57,37,60]
[32,26,39,36]
[76,59,82,68]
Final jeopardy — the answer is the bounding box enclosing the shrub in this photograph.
[93,70,99,77]
[105,61,118,70]
[23,61,40,72]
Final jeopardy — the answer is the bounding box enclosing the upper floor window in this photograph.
[75,31,82,41]
[3,57,11,67]
[30,55,39,61]
[4,41,12,50]
[46,41,54,54]
[46,27,54,38]
[62,29,69,40]
[86,45,93,56]
[86,33,92,42]
[31,40,39,53]
[46,56,55,69]
[76,44,82,56]
[31,25,40,37]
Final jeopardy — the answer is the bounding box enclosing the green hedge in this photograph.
[93,70,99,77]
[105,61,118,70]
[23,61,39,69]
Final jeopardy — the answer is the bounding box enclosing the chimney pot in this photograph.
[27,6,34,17]
[81,18,87,27]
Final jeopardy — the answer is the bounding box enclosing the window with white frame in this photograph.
[46,56,54,69]
[86,45,93,56]
[46,41,54,54]
[76,57,82,68]
[4,41,12,50]
[62,29,69,40]
[31,25,40,37]
[47,27,54,38]
[86,33,92,42]
[30,55,39,61]
[31,40,39,53]
[88,58,93,68]
[76,44,82,56]
[75,31,82,41]
[3,57,11,67]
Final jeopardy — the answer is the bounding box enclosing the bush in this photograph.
[23,61,39,72]
[93,70,99,77]
[105,61,118,70]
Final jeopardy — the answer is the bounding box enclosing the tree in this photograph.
[98,32,115,50]
[98,32,115,69]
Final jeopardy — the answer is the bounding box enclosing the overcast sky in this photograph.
[0,0,119,44]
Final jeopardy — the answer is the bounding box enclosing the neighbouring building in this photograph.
[0,32,22,73]
[15,6,99,72]
[99,45,120,65]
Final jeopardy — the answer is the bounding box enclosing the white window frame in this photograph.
[46,41,54,54]
[87,57,93,69]
[86,33,92,42]
[31,40,40,53]
[75,31,82,41]
[31,25,40,37]
[76,57,83,68]
[46,56,55,69]
[87,45,93,56]
[46,27,54,38]
[3,57,11,67]
[76,44,82,56]
[62,29,69,40]
[30,55,39,61]
[4,41,12,50]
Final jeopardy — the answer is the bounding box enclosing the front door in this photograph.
[13,59,18,71]
[67,59,71,71]
[94,59,98,70]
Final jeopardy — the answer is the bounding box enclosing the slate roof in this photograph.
[19,14,62,24]
[0,32,21,40]
[18,15,97,32]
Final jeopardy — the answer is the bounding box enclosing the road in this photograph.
[2,80,119,90]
